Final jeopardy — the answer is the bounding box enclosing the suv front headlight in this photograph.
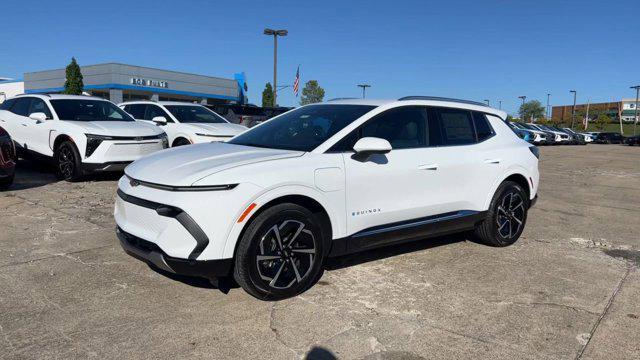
[85,134,114,158]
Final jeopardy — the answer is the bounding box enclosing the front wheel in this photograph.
[474,181,529,247]
[234,203,325,300]
[55,141,82,182]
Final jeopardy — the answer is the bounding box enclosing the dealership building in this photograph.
[551,99,639,123]
[0,63,248,105]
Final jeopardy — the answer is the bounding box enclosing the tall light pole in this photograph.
[498,100,502,110]
[264,28,288,106]
[546,93,551,118]
[518,96,526,121]
[357,84,371,99]
[570,90,577,128]
[631,85,640,135]
[484,99,490,106]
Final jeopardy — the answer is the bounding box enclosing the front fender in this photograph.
[220,184,345,259]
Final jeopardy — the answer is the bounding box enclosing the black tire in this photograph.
[234,203,325,301]
[55,141,82,182]
[474,181,529,247]
[0,174,13,190]
[173,138,191,147]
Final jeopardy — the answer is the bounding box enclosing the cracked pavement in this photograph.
[0,145,639,359]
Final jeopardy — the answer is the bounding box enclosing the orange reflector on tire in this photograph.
[238,203,257,223]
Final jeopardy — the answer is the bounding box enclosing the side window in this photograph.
[437,108,476,146]
[123,104,146,119]
[10,98,32,117]
[29,98,53,119]
[361,106,428,149]
[144,105,172,122]
[0,98,16,110]
[328,106,437,152]
[472,112,495,142]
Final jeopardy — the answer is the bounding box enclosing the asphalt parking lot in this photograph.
[0,145,639,359]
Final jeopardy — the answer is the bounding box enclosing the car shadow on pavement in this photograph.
[143,233,470,296]
[7,158,124,191]
[324,233,468,271]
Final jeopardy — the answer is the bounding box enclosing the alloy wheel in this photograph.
[58,146,74,179]
[496,192,525,239]
[255,220,316,290]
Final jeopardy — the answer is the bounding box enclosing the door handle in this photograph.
[418,164,438,170]
[484,159,501,164]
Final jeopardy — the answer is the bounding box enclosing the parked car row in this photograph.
[205,104,293,128]
[504,121,639,146]
[0,94,247,182]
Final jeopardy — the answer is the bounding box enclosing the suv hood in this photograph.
[125,142,303,186]
[182,122,247,136]
[66,121,162,137]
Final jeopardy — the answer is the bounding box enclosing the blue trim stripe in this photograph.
[25,83,240,101]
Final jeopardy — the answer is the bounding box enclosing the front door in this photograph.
[341,106,450,236]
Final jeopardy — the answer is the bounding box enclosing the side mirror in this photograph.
[152,116,167,125]
[353,137,392,155]
[29,112,48,123]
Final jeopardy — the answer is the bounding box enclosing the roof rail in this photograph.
[398,96,488,107]
[15,93,51,97]
[327,97,359,102]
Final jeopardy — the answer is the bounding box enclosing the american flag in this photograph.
[293,66,300,97]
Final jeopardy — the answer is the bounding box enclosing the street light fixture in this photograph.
[357,84,371,99]
[546,93,551,118]
[570,90,577,128]
[518,96,526,120]
[264,28,288,106]
[631,85,640,135]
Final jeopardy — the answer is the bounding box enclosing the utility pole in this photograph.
[264,28,288,106]
[498,100,502,110]
[484,99,490,106]
[570,90,577,128]
[546,93,551,118]
[518,96,526,121]
[631,85,640,135]
[357,84,371,99]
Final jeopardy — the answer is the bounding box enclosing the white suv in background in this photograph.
[115,97,539,300]
[0,94,168,181]
[119,101,247,147]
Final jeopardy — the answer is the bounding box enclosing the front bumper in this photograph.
[117,227,232,279]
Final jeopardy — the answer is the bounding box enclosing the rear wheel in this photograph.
[173,138,191,147]
[474,181,529,247]
[55,141,82,182]
[234,203,325,300]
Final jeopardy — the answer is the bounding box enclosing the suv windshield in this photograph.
[229,104,376,151]
[165,105,228,124]
[50,99,134,122]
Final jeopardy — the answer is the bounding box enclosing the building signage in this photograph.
[130,77,168,88]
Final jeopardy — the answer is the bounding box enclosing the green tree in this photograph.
[506,115,515,122]
[594,113,610,130]
[300,80,325,105]
[63,57,84,95]
[518,100,545,122]
[261,82,274,107]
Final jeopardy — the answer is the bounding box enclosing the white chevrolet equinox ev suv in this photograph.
[115,96,540,300]
[0,94,168,181]
[119,101,247,147]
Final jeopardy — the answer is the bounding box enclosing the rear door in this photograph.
[3,97,32,148]
[431,108,503,211]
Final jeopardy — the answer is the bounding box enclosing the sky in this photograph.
[1,0,638,114]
